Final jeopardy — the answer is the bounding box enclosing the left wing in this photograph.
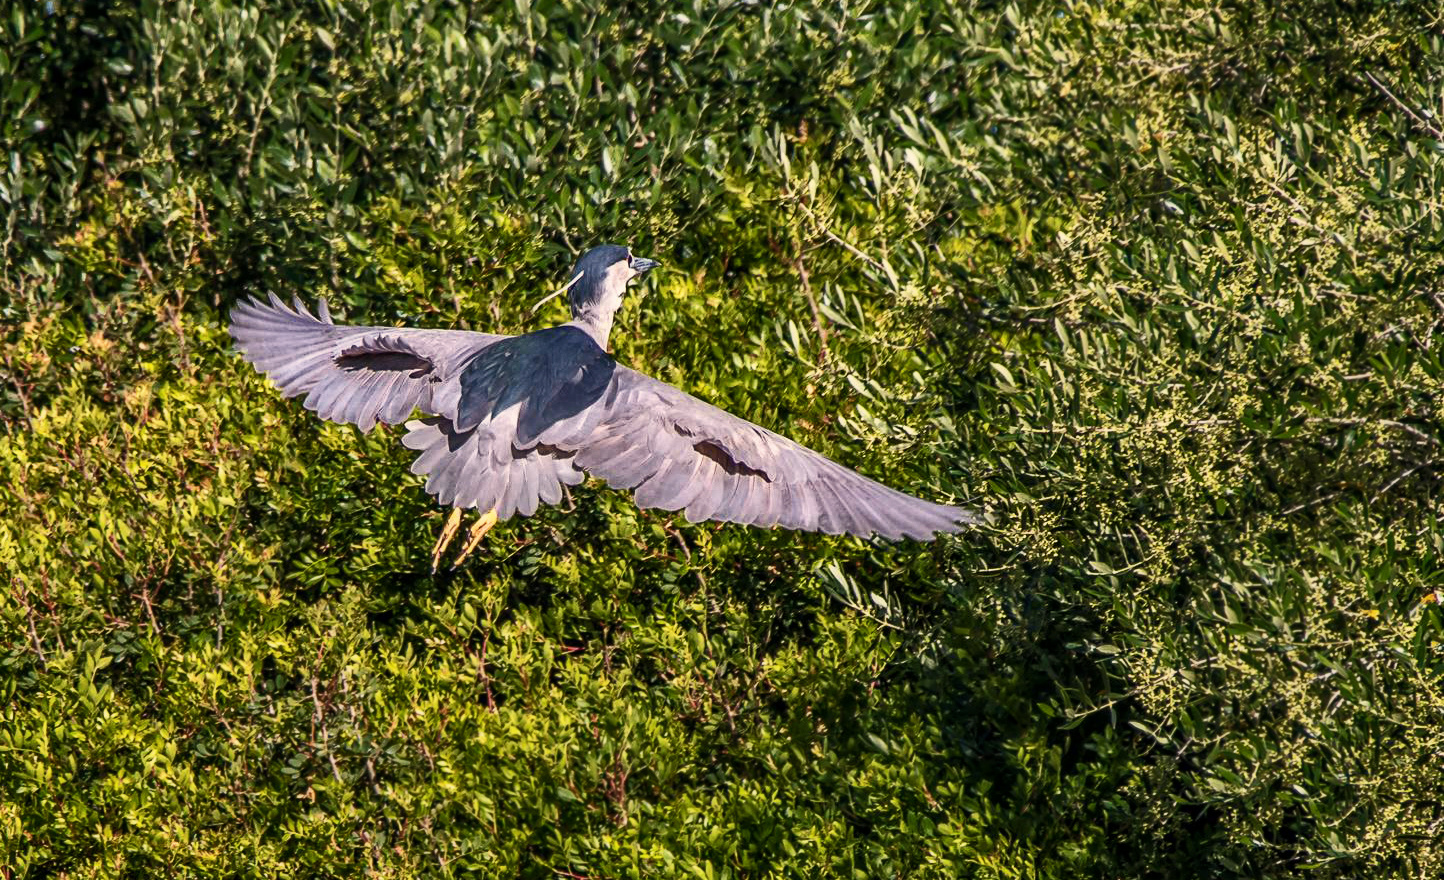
[547,366,977,541]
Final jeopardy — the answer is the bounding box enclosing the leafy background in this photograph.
[3,0,1443,876]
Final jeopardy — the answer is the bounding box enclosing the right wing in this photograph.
[228,294,506,431]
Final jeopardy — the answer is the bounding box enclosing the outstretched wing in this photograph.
[557,366,978,541]
[229,294,506,431]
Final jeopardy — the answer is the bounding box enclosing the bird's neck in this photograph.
[567,310,615,350]
[566,274,626,349]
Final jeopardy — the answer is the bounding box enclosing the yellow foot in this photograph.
[452,508,499,570]
[430,508,464,573]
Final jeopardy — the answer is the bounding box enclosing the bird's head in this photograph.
[563,244,660,320]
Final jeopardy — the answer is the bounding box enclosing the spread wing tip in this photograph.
[880,505,981,542]
[227,294,335,346]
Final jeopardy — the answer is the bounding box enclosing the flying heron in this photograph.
[229,244,979,569]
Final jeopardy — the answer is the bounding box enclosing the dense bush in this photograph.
[3,0,1442,876]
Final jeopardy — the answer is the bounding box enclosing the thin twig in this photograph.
[13,580,47,667]
[239,33,286,179]
[477,628,495,712]
[1363,72,1444,141]
[311,676,345,783]
[1281,490,1344,516]
[792,198,899,287]
[138,585,161,637]
[1371,464,1425,504]
[793,249,831,364]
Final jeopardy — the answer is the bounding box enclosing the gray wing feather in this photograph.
[684,464,727,523]
[573,366,978,541]
[228,294,506,431]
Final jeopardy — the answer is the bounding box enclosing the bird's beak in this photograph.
[629,256,660,275]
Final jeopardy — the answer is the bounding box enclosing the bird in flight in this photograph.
[230,244,978,570]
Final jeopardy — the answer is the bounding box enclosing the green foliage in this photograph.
[3,0,1442,876]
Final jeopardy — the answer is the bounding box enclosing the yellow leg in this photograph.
[430,508,464,573]
[451,508,499,570]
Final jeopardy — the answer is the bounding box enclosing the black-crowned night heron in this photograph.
[230,244,979,569]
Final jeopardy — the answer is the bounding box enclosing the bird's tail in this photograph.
[401,417,584,520]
